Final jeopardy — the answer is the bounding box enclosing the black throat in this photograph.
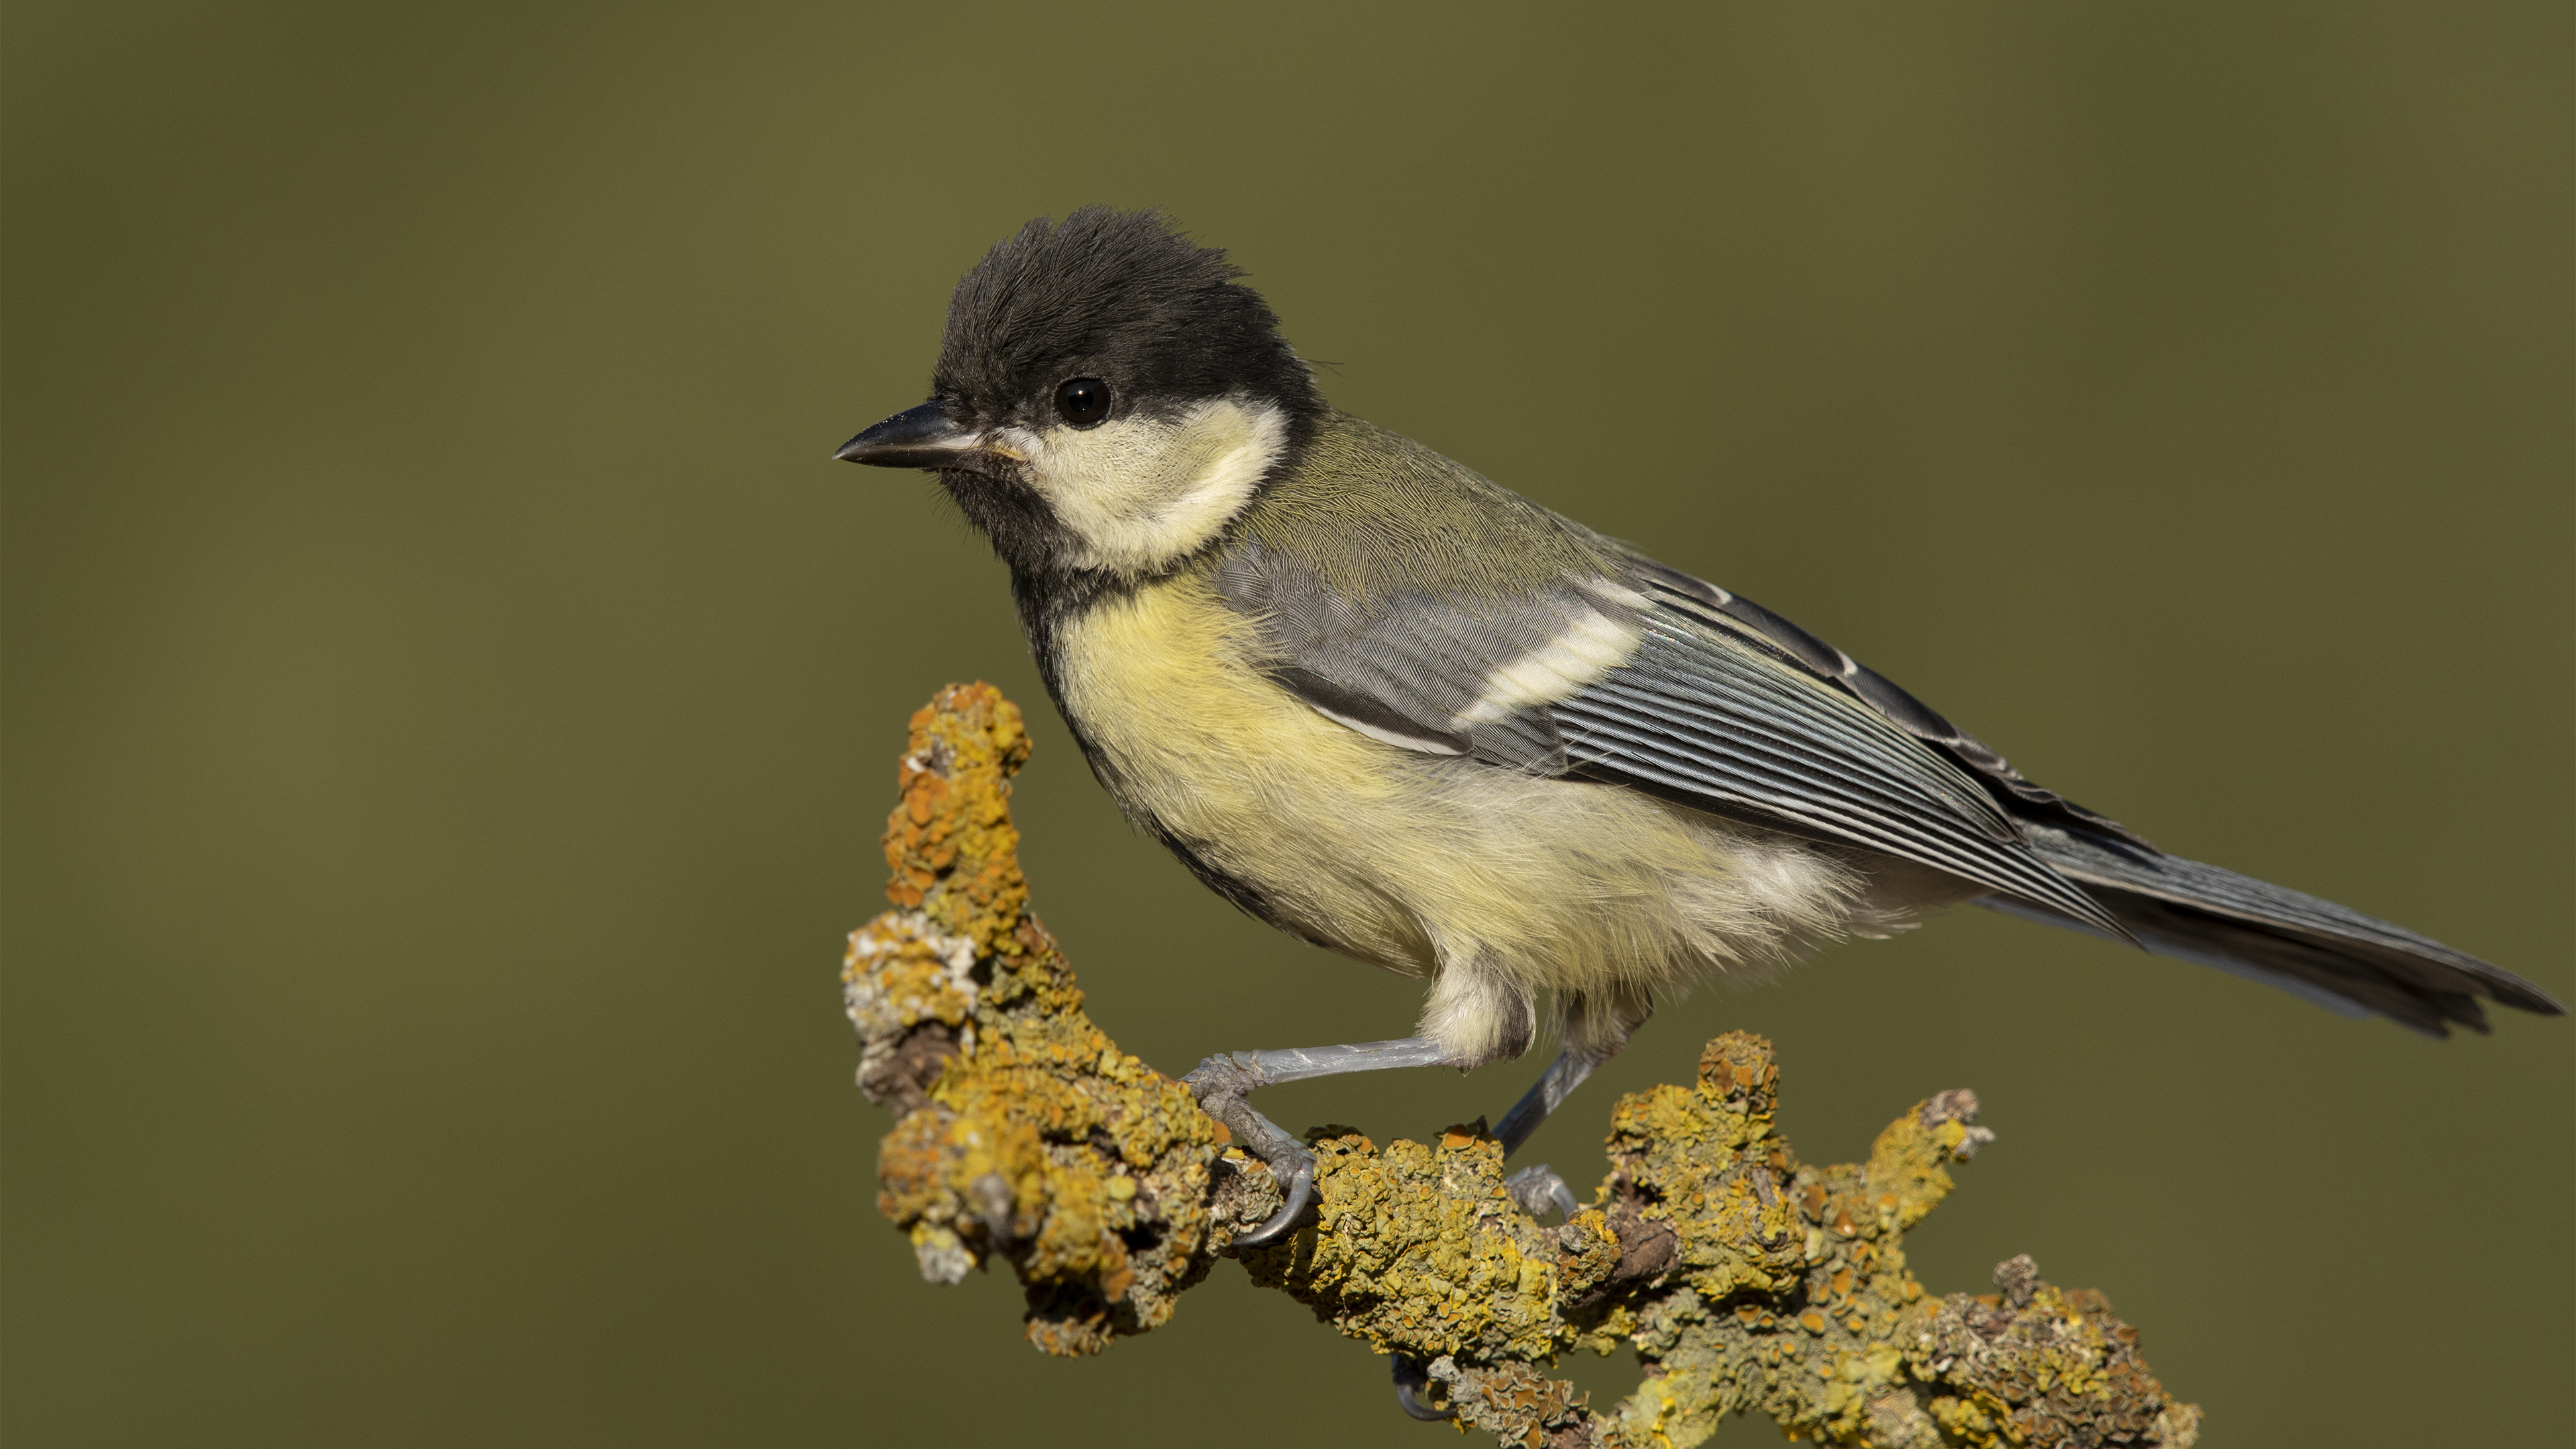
[934,464,1067,580]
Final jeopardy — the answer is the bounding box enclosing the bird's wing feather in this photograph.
[1212,534,2131,938]
[1619,557,2151,848]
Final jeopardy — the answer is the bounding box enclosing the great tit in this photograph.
[838,207,2562,1247]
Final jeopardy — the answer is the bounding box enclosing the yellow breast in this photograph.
[1055,571,1432,961]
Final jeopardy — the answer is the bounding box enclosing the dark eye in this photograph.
[1053,376,1112,427]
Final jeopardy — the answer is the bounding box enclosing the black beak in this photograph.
[833,400,985,468]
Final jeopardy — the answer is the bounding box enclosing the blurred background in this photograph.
[5,3,2568,1444]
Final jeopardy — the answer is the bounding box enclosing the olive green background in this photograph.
[5,3,2568,1445]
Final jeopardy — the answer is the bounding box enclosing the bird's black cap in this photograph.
[930,207,1322,425]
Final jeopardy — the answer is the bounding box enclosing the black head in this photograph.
[837,210,1325,581]
[933,207,1321,431]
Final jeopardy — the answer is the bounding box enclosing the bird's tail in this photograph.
[1980,822,2565,1036]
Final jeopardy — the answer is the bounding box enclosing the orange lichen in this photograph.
[847,684,1224,1356]
[845,686,2200,1444]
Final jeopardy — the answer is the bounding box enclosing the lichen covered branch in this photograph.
[846,684,2201,1448]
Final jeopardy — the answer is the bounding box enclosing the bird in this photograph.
[836,206,2563,1255]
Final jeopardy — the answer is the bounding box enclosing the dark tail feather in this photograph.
[1985,822,2565,1038]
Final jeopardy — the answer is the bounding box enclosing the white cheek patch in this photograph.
[1454,602,1642,725]
[1004,396,1286,575]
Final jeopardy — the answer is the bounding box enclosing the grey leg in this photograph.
[1184,1036,1462,1246]
[1490,1048,1603,1223]
[1493,1048,1597,1155]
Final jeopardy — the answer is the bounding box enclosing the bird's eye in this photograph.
[1054,377,1112,427]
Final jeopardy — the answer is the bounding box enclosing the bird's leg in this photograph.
[1493,1047,1596,1154]
[1490,1048,1599,1221]
[1183,1036,1462,1246]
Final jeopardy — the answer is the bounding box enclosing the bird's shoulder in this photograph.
[1222,412,1626,606]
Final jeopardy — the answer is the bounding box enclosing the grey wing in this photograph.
[1214,539,2132,938]
[1617,561,2561,1033]
[1618,558,2153,848]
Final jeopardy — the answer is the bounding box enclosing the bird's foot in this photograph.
[1185,1052,1318,1246]
[1392,1354,1456,1421]
[1505,1163,1580,1220]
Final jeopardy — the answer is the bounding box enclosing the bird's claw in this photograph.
[1232,1143,1317,1246]
[1392,1354,1456,1421]
[1186,1053,1318,1247]
[1505,1163,1580,1220]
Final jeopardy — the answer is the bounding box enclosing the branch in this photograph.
[845,684,2202,1449]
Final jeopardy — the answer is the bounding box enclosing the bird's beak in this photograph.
[834,400,995,469]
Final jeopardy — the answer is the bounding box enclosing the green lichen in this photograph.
[846,685,2201,1445]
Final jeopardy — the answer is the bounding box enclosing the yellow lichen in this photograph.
[1234,1126,1609,1364]
[847,684,1224,1356]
